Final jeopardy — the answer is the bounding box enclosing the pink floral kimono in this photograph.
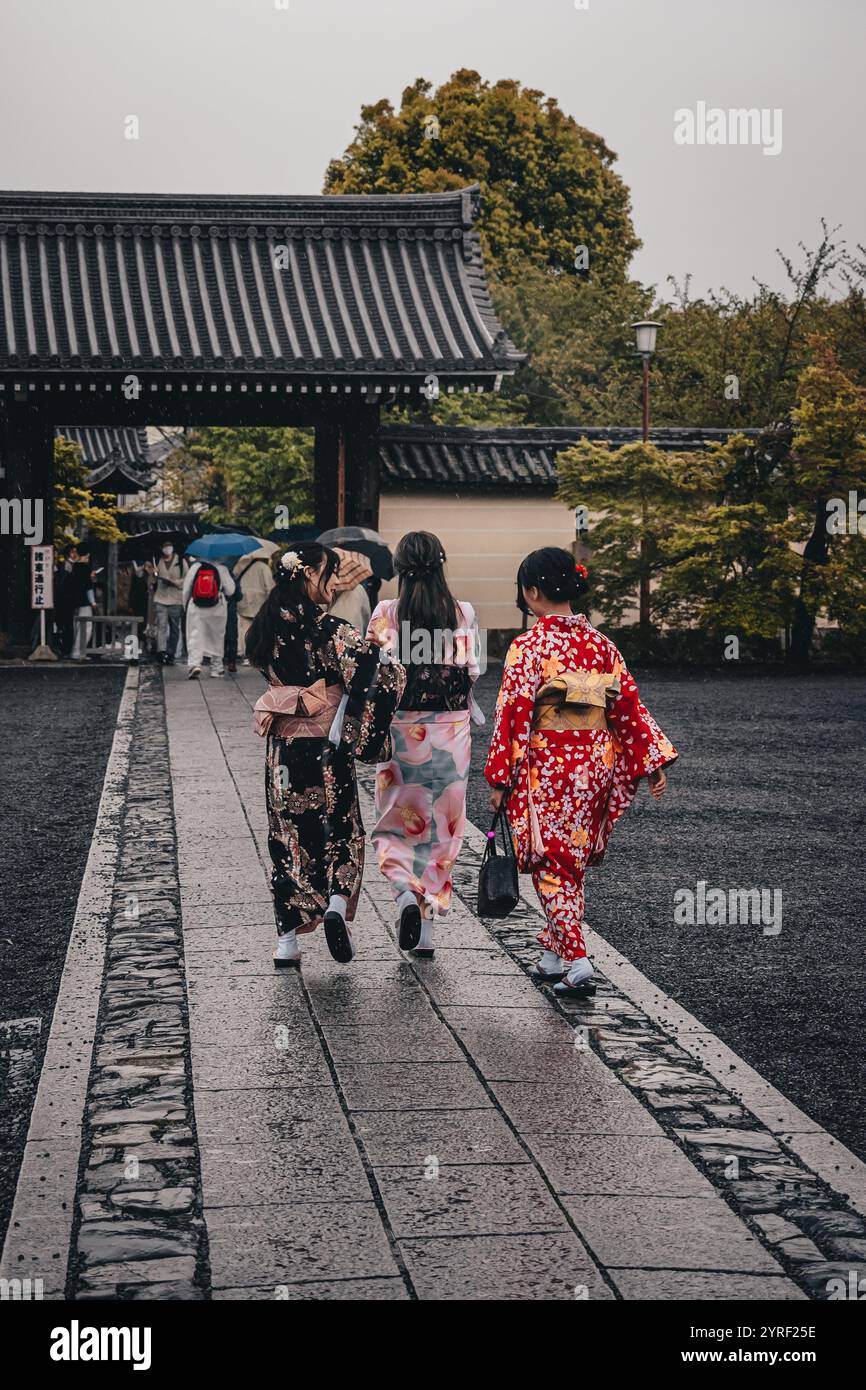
[367,599,482,921]
[484,614,677,962]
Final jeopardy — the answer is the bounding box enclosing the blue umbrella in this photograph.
[186,532,262,562]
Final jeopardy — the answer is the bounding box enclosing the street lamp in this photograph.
[632,320,661,644]
[632,320,660,442]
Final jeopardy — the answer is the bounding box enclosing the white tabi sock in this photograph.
[418,918,435,951]
[540,949,562,973]
[327,895,348,920]
[274,930,300,961]
[396,890,417,914]
[564,957,594,986]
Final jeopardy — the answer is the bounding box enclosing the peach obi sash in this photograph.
[253,679,343,739]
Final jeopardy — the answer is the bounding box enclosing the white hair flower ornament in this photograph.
[280,549,304,576]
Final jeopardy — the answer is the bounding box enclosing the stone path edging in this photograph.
[67,664,208,1300]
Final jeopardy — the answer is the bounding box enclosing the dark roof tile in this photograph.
[0,189,523,379]
[379,425,755,489]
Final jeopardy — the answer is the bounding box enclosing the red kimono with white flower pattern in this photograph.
[484,614,677,962]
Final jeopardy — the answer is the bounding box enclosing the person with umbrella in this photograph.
[234,539,277,660]
[328,547,374,632]
[182,533,256,678]
[318,525,393,612]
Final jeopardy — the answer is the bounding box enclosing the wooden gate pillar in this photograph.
[314,405,381,533]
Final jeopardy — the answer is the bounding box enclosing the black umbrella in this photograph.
[267,523,320,545]
[317,526,394,580]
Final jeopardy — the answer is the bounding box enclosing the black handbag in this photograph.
[477,803,519,918]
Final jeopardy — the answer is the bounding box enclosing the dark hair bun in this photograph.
[517,547,588,608]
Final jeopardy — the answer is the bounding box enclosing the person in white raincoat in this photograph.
[234,544,276,654]
[183,560,236,678]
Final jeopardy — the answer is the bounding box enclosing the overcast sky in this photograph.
[2,0,862,299]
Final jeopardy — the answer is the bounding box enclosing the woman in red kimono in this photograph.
[485,548,677,995]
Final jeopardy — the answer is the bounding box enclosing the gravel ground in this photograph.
[467,666,866,1162]
[0,665,125,1246]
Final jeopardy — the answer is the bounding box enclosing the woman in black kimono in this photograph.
[246,543,405,969]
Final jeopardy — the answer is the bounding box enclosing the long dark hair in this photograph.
[394,531,458,638]
[516,547,588,614]
[245,542,340,672]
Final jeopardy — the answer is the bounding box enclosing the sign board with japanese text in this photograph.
[31,544,54,609]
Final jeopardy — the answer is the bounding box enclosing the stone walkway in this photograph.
[4,663,866,1301]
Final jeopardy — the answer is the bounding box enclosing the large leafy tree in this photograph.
[325,70,640,284]
[655,425,799,645]
[658,500,801,642]
[180,428,314,535]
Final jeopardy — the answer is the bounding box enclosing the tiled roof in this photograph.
[378,425,751,489]
[55,425,177,492]
[0,188,522,379]
[117,510,201,537]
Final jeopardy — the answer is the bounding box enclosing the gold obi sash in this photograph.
[532,670,621,732]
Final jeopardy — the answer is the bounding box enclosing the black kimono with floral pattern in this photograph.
[263,609,405,936]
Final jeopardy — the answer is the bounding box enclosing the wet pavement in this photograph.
[3,662,866,1301]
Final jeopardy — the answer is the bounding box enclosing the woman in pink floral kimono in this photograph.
[485,548,677,995]
[368,531,483,958]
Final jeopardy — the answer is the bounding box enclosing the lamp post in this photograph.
[632,320,660,441]
[632,320,660,643]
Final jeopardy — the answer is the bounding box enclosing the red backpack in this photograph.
[191,562,221,607]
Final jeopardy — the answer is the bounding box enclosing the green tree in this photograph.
[182,428,314,534]
[787,341,866,664]
[649,226,845,428]
[325,69,640,284]
[658,500,800,642]
[54,434,124,553]
[655,427,800,647]
[556,439,717,646]
[490,266,651,424]
[560,354,866,666]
